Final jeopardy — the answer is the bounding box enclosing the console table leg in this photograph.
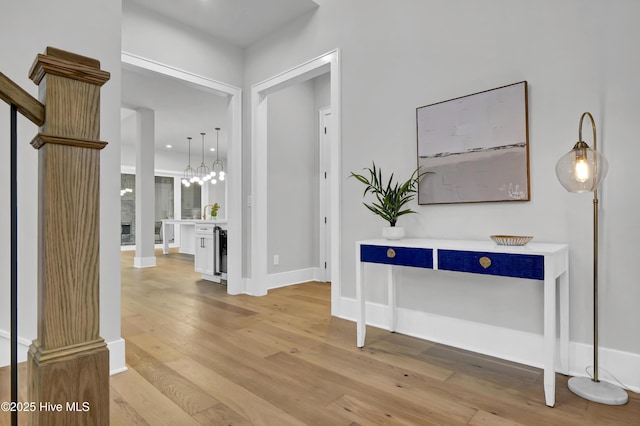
[559,268,570,374]
[356,247,366,347]
[388,265,396,332]
[544,383,556,407]
[543,262,557,407]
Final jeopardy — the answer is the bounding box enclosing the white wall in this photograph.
[122,1,244,89]
[0,0,124,373]
[314,73,330,113]
[267,79,318,274]
[243,0,640,388]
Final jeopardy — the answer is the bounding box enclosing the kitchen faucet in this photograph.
[202,204,216,220]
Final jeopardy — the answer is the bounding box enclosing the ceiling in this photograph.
[126,0,319,48]
[121,67,229,158]
[121,0,319,161]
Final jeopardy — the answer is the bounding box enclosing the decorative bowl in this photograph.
[490,235,533,246]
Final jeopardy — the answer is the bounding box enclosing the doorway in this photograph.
[121,52,244,295]
[250,49,342,316]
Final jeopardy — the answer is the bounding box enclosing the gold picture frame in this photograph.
[416,81,530,205]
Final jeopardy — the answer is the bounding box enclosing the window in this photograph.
[121,174,177,245]
[181,183,202,220]
[155,176,174,243]
[121,173,135,245]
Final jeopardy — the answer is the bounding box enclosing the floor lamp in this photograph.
[555,112,628,405]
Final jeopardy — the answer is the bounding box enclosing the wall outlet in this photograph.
[273,255,279,265]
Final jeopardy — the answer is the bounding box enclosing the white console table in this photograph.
[355,238,569,407]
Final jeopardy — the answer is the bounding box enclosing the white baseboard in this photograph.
[569,341,640,394]
[267,267,322,290]
[121,243,178,252]
[241,278,266,296]
[1,331,127,377]
[338,297,640,393]
[107,337,127,375]
[134,256,157,268]
[0,329,30,367]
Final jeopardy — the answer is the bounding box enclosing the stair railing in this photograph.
[1,62,45,426]
[1,47,110,426]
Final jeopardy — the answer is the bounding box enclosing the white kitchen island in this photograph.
[161,219,228,284]
[161,219,227,255]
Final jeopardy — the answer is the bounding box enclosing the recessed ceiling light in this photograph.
[210,147,215,151]
[166,144,172,149]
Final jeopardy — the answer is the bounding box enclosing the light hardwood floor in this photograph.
[2,249,639,425]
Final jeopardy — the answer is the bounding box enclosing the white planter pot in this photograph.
[382,226,405,240]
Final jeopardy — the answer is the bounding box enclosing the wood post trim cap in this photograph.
[28,338,108,365]
[29,47,111,86]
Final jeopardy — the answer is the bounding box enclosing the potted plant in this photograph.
[350,162,430,239]
[210,203,220,219]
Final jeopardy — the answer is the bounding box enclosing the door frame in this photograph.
[250,49,342,316]
[121,51,244,295]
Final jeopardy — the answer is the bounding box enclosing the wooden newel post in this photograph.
[27,47,110,425]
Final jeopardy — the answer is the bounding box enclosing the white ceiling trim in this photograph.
[122,51,241,96]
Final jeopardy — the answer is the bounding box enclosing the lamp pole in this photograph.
[580,112,600,383]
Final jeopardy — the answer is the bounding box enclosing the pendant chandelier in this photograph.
[181,136,196,187]
[196,132,210,185]
[209,127,226,185]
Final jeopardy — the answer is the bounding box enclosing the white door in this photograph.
[319,107,332,282]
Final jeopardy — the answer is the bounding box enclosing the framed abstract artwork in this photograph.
[416,81,530,205]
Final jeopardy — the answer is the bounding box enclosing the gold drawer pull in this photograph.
[387,248,396,259]
[479,256,491,269]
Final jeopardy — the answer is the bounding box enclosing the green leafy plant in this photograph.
[211,203,220,217]
[350,162,431,227]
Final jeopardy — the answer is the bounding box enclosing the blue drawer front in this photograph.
[361,245,433,268]
[438,250,544,280]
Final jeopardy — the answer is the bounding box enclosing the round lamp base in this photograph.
[568,376,628,405]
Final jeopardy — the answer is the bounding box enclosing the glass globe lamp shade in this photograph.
[555,141,608,193]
